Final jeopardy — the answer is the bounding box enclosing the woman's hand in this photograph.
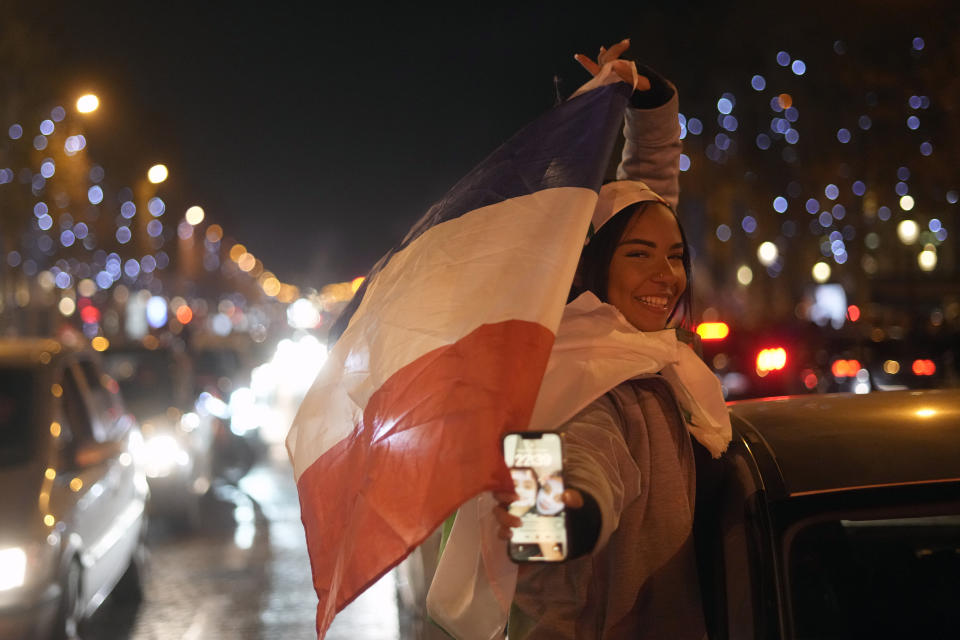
[493,489,585,540]
[574,39,651,92]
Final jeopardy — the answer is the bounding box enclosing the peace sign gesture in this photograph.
[574,39,651,92]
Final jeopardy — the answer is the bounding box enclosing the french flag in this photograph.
[286,81,632,637]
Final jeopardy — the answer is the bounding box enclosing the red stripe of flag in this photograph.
[297,319,554,634]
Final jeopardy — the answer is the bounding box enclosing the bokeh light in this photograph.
[176,305,194,324]
[146,296,168,328]
[185,206,205,225]
[897,219,919,244]
[918,246,937,271]
[76,94,100,113]
[757,241,778,266]
[147,164,169,184]
[812,262,831,283]
[206,224,224,243]
[148,197,166,216]
[58,298,76,316]
[88,185,103,205]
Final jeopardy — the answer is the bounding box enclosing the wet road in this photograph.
[82,446,410,639]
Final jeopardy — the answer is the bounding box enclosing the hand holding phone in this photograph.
[501,431,568,562]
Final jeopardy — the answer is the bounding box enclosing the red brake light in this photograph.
[756,347,787,375]
[912,359,936,376]
[831,359,862,378]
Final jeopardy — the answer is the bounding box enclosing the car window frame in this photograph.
[76,355,130,440]
[777,483,960,638]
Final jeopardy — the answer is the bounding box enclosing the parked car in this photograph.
[0,338,149,640]
[102,344,214,525]
[696,388,960,639]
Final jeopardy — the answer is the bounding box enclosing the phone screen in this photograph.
[502,432,567,562]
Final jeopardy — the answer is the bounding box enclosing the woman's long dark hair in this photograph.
[569,201,693,329]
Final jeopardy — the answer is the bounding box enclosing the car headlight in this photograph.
[0,537,61,593]
[0,547,27,591]
[143,433,190,478]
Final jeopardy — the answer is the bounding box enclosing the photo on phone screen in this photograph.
[502,432,567,562]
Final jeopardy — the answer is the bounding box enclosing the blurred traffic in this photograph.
[696,286,959,401]
[0,318,382,639]
[0,338,148,640]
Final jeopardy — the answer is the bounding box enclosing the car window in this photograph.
[789,514,960,638]
[60,365,99,445]
[77,358,127,437]
[0,368,36,466]
[103,348,191,416]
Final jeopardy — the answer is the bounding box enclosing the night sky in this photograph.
[6,1,950,288]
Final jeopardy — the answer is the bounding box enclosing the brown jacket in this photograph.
[510,376,707,639]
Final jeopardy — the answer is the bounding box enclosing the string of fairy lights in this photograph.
[675,34,956,302]
[0,92,302,344]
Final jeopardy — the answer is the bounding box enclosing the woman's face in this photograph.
[606,203,687,332]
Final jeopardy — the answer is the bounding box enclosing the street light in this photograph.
[185,206,205,225]
[147,164,168,184]
[76,94,99,114]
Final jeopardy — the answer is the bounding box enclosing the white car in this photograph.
[0,339,149,640]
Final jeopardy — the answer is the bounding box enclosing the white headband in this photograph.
[591,180,669,240]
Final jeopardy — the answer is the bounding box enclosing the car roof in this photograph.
[728,388,960,498]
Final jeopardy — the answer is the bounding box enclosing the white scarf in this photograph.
[426,292,731,639]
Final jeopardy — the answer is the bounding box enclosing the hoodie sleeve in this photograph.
[559,392,641,554]
[615,66,681,209]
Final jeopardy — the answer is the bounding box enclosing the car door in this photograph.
[56,360,129,608]
[696,431,783,640]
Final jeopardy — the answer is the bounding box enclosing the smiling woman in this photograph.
[479,41,731,640]
[575,195,692,332]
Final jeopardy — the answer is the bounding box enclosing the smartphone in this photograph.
[502,431,567,562]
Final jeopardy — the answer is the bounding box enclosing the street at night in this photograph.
[82,447,408,640]
[2,2,960,639]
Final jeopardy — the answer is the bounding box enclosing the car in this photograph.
[0,338,149,640]
[698,319,960,401]
[102,343,214,526]
[695,388,960,639]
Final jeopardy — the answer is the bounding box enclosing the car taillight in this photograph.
[912,359,936,376]
[756,347,787,376]
[696,322,730,341]
[831,359,861,378]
